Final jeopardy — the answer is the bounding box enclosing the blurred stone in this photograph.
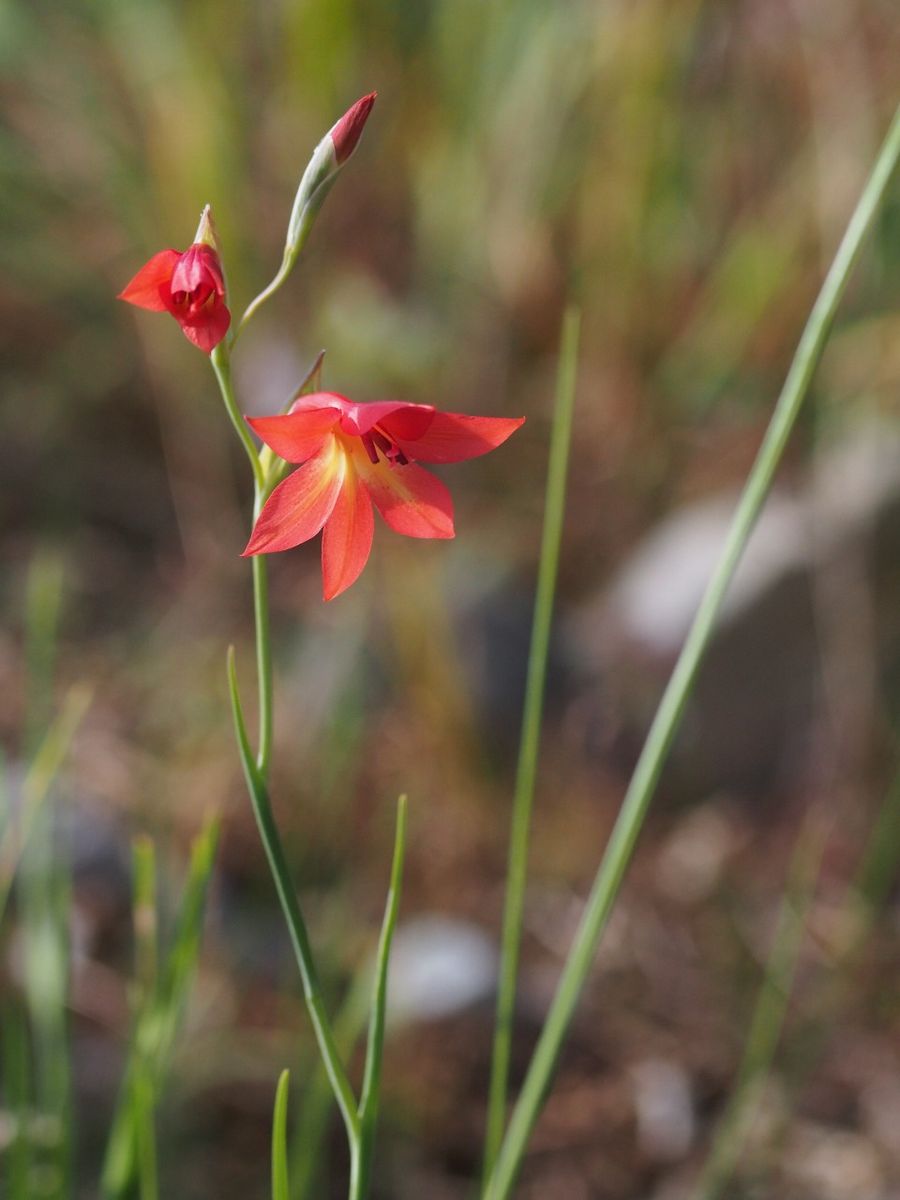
[782,1121,884,1199]
[655,803,740,904]
[630,1058,695,1161]
[387,914,497,1024]
[861,1073,900,1164]
[568,418,900,798]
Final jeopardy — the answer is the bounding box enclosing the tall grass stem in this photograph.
[485,101,900,1200]
[482,308,580,1187]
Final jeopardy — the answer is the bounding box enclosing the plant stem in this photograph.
[216,338,360,1175]
[228,652,362,1155]
[484,101,900,1200]
[252,528,274,778]
[354,796,408,1200]
[211,347,274,774]
[211,345,265,492]
[482,309,580,1188]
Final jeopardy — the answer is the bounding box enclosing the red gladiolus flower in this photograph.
[243,392,525,600]
[119,242,230,353]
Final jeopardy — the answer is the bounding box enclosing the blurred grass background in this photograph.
[2,0,900,1196]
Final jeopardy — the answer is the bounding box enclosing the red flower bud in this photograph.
[119,233,231,354]
[329,92,377,165]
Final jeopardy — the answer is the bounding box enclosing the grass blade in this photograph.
[483,307,580,1186]
[485,100,900,1200]
[272,1069,291,1200]
[356,794,408,1189]
[0,685,91,924]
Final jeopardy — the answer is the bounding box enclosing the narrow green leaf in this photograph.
[0,685,91,924]
[359,796,408,1130]
[2,998,31,1200]
[483,307,580,1187]
[24,550,65,754]
[227,646,362,1151]
[134,1072,158,1200]
[102,815,219,1198]
[292,971,372,1200]
[271,1069,291,1200]
[132,837,158,1002]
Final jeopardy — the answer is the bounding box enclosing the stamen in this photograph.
[372,427,409,466]
[360,432,380,464]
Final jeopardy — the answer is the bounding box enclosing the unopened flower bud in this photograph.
[239,94,377,332]
[329,92,377,165]
[284,92,377,254]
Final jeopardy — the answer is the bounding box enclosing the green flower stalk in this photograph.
[238,93,377,335]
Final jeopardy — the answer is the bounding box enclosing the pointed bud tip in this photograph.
[330,91,377,164]
[193,204,221,250]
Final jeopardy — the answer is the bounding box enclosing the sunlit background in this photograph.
[2,0,900,1196]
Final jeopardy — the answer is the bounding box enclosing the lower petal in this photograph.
[321,473,374,600]
[179,303,231,353]
[359,460,455,539]
[243,437,344,555]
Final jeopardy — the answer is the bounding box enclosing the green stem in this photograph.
[484,101,900,1200]
[237,205,319,339]
[211,347,273,774]
[252,530,274,778]
[354,796,408,1200]
[228,652,361,1155]
[215,339,358,1169]
[482,309,580,1188]
[211,345,265,492]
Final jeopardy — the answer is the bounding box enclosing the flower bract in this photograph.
[119,242,230,353]
[244,392,525,600]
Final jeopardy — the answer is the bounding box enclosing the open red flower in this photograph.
[119,241,230,353]
[243,392,525,600]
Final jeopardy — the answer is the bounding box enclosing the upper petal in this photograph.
[321,471,375,600]
[339,400,434,438]
[118,249,181,311]
[380,411,525,464]
[242,436,344,555]
[171,243,226,296]
[357,457,455,539]
[247,408,341,463]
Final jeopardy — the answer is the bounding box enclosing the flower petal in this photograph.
[381,411,525,463]
[339,400,434,438]
[118,249,181,311]
[242,437,344,555]
[178,302,231,353]
[171,243,225,295]
[358,459,455,539]
[321,470,374,600]
[247,408,341,463]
